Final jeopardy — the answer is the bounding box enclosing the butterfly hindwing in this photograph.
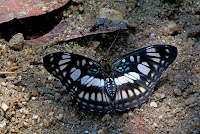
[43,52,112,113]
[112,45,177,111]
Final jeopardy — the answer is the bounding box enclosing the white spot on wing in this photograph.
[139,87,146,93]
[68,79,71,84]
[137,56,140,63]
[147,53,160,57]
[134,88,140,96]
[70,69,81,81]
[58,59,70,65]
[116,91,122,101]
[92,78,100,86]
[118,76,129,84]
[86,78,96,87]
[51,64,55,68]
[62,54,71,59]
[82,59,86,66]
[50,57,54,62]
[56,69,59,73]
[77,60,80,66]
[128,72,140,80]
[91,93,95,101]
[98,79,104,87]
[124,76,134,83]
[122,90,128,99]
[70,67,76,73]
[97,93,102,102]
[137,64,150,75]
[63,71,67,77]
[78,91,84,98]
[84,76,94,84]
[165,48,170,53]
[59,64,67,71]
[81,75,90,84]
[141,62,149,67]
[128,90,134,97]
[84,93,89,100]
[146,48,156,52]
[130,56,134,62]
[89,61,93,65]
[122,59,126,63]
[114,78,122,85]
[151,58,161,63]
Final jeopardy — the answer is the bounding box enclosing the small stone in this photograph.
[150,102,158,107]
[8,33,24,50]
[194,67,199,73]
[185,95,197,105]
[128,111,134,117]
[72,0,83,3]
[43,119,50,127]
[101,114,111,122]
[163,21,178,36]
[97,129,105,134]
[19,108,29,114]
[153,122,158,128]
[89,41,100,49]
[98,8,123,23]
[0,109,4,121]
[48,112,54,116]
[174,88,182,96]
[1,102,9,112]
[56,114,63,120]
[23,121,29,128]
[123,113,129,119]
[32,114,38,119]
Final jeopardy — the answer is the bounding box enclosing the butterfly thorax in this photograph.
[101,61,113,77]
[101,60,116,98]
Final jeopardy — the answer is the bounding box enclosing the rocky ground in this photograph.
[0,0,199,133]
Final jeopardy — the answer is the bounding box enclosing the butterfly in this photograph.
[43,45,177,113]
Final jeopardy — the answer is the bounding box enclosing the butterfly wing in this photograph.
[112,45,177,111]
[43,52,112,113]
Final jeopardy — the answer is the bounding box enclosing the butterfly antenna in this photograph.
[104,28,121,59]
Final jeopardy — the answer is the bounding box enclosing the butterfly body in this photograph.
[43,45,177,113]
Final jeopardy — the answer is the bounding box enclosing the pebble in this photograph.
[97,129,105,134]
[128,111,134,117]
[43,119,50,127]
[72,0,83,3]
[8,33,24,50]
[163,21,178,35]
[123,113,129,119]
[150,102,158,107]
[32,114,38,119]
[56,114,63,120]
[153,122,158,128]
[174,88,182,96]
[185,96,197,105]
[101,114,111,122]
[0,109,4,121]
[19,108,29,114]
[98,8,124,23]
[1,102,9,112]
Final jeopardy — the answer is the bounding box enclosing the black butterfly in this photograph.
[43,45,177,113]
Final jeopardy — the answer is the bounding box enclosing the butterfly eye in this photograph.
[43,45,177,113]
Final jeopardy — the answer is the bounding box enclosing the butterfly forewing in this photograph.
[43,52,113,113]
[112,45,177,111]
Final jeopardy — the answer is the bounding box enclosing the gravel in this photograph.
[0,0,200,133]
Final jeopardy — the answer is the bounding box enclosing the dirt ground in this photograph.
[0,0,199,133]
